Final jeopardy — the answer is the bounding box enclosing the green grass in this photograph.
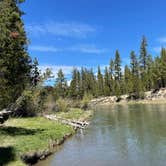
[0,117,74,166]
[0,108,93,166]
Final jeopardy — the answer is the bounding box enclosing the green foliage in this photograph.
[0,0,31,109]
[140,36,148,71]
[104,67,111,96]
[14,90,36,117]
[1,0,166,113]
[0,117,74,165]
[114,50,122,81]
[55,98,69,112]
[55,69,68,98]
[44,94,57,112]
[81,93,93,110]
[124,65,133,94]
[62,37,166,100]
[97,66,104,96]
[56,108,93,121]
[69,68,81,99]
[31,58,40,87]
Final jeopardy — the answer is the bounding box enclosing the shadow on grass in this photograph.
[0,146,15,165]
[0,126,44,136]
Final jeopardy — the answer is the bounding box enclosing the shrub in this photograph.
[81,93,93,110]
[44,94,57,112]
[12,90,36,117]
[55,98,69,112]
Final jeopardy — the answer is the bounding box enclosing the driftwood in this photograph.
[0,109,12,124]
[44,115,89,129]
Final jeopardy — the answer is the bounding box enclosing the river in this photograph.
[36,104,166,166]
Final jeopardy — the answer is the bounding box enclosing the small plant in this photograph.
[13,90,36,117]
[56,98,69,112]
[81,93,93,110]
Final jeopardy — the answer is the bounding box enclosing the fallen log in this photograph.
[44,115,89,129]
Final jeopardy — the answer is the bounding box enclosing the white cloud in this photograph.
[158,37,166,43]
[153,46,162,53]
[26,22,96,38]
[39,65,81,77]
[29,44,107,54]
[29,46,59,52]
[69,44,107,54]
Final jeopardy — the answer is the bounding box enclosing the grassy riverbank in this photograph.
[0,109,92,166]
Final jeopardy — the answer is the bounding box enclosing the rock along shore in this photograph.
[90,88,166,106]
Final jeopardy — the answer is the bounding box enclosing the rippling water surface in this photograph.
[37,104,166,166]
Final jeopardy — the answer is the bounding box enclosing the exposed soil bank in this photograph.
[90,88,166,106]
[21,132,73,166]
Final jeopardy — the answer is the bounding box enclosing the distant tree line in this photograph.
[1,0,166,112]
[55,36,166,100]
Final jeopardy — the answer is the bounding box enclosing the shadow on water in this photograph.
[0,146,15,165]
[0,126,44,136]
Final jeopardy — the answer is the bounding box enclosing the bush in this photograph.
[55,98,69,112]
[44,94,57,112]
[12,90,36,117]
[33,88,48,113]
[81,93,93,110]
[68,99,81,108]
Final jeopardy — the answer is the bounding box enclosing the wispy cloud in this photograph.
[158,37,166,43]
[26,22,96,38]
[153,46,162,53]
[29,44,108,54]
[69,44,108,54]
[29,44,109,54]
[39,65,81,76]
[29,46,60,52]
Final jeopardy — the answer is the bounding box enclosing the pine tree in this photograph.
[114,50,122,97]
[104,67,111,96]
[55,69,67,98]
[69,68,81,99]
[124,65,133,94]
[109,59,115,95]
[130,51,139,76]
[129,51,144,97]
[139,36,149,92]
[145,54,154,90]
[0,0,31,109]
[152,56,162,89]
[160,48,166,87]
[97,66,104,96]
[140,36,148,71]
[31,58,40,87]
[109,59,114,77]
[114,50,122,81]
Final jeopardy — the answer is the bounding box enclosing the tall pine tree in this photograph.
[0,0,31,109]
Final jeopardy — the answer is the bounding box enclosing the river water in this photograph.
[37,104,166,166]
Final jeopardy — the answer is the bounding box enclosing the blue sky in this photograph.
[21,0,166,82]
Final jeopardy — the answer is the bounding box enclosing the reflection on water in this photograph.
[37,104,166,166]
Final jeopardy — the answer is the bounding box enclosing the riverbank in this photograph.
[0,108,93,166]
[90,88,166,106]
